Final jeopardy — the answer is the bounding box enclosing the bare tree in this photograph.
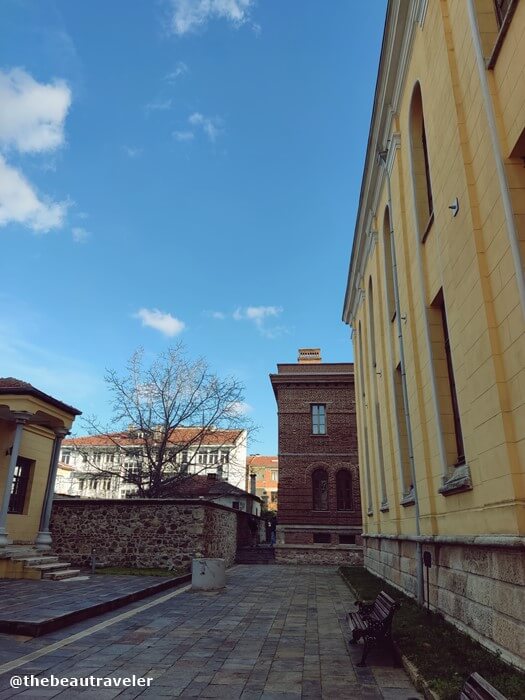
[71,343,254,497]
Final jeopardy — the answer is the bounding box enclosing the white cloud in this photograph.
[229,400,253,416]
[233,305,284,338]
[135,308,185,337]
[72,226,89,243]
[0,155,68,232]
[144,98,172,113]
[123,146,142,158]
[0,68,73,234]
[0,68,71,154]
[167,0,255,35]
[211,310,226,320]
[173,130,195,142]
[235,306,282,323]
[188,112,221,143]
[164,61,189,82]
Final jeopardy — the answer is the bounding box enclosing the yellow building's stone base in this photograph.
[364,535,525,672]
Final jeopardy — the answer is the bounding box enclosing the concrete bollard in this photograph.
[191,558,226,591]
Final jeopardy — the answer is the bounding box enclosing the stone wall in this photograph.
[364,535,525,672]
[51,499,257,571]
[275,544,363,566]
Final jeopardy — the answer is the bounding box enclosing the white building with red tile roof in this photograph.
[58,427,248,499]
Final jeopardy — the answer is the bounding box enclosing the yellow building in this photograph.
[342,0,525,670]
[0,378,80,577]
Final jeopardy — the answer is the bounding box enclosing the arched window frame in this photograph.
[312,468,329,511]
[383,206,396,322]
[409,82,434,242]
[336,469,352,511]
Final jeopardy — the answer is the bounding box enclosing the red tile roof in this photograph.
[0,377,81,416]
[63,427,244,447]
[246,455,278,467]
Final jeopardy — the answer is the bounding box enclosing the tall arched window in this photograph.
[368,277,377,367]
[368,278,388,509]
[312,469,328,511]
[410,83,434,240]
[336,470,352,511]
[383,207,395,321]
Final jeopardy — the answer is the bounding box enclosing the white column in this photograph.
[0,414,31,548]
[35,428,69,551]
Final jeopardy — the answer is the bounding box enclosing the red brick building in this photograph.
[270,348,362,565]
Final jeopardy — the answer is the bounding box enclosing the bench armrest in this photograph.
[355,600,375,614]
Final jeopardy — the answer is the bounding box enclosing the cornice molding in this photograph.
[342,0,418,327]
[417,0,429,27]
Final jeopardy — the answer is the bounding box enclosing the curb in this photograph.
[397,649,440,700]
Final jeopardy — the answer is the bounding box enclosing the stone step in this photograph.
[42,568,81,581]
[31,562,72,572]
[13,556,60,566]
[236,553,276,565]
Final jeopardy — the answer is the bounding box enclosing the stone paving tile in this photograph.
[0,565,421,698]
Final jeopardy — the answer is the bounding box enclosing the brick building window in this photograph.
[311,404,326,434]
[312,469,328,510]
[336,470,352,511]
[313,532,330,544]
[339,534,356,545]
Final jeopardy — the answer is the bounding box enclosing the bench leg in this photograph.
[383,629,397,666]
[357,640,370,667]
[350,628,361,645]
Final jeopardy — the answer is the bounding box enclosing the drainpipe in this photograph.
[466,0,525,321]
[379,148,424,605]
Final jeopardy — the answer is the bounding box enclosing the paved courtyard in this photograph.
[0,566,421,699]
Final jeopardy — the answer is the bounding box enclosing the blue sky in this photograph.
[0,0,386,454]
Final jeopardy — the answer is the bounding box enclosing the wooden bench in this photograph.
[460,673,507,700]
[348,590,400,666]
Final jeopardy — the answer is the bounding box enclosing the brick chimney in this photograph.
[250,473,257,495]
[298,348,322,364]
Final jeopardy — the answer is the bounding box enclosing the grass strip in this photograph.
[339,565,525,700]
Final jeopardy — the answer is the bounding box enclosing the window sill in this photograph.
[400,489,415,507]
[380,500,389,513]
[438,464,472,496]
[311,433,328,437]
[421,211,434,243]
[367,506,373,517]
[488,0,519,69]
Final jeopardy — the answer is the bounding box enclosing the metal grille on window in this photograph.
[9,457,32,514]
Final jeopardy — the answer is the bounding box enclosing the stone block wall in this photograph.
[364,535,525,671]
[51,498,255,571]
[275,544,363,566]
